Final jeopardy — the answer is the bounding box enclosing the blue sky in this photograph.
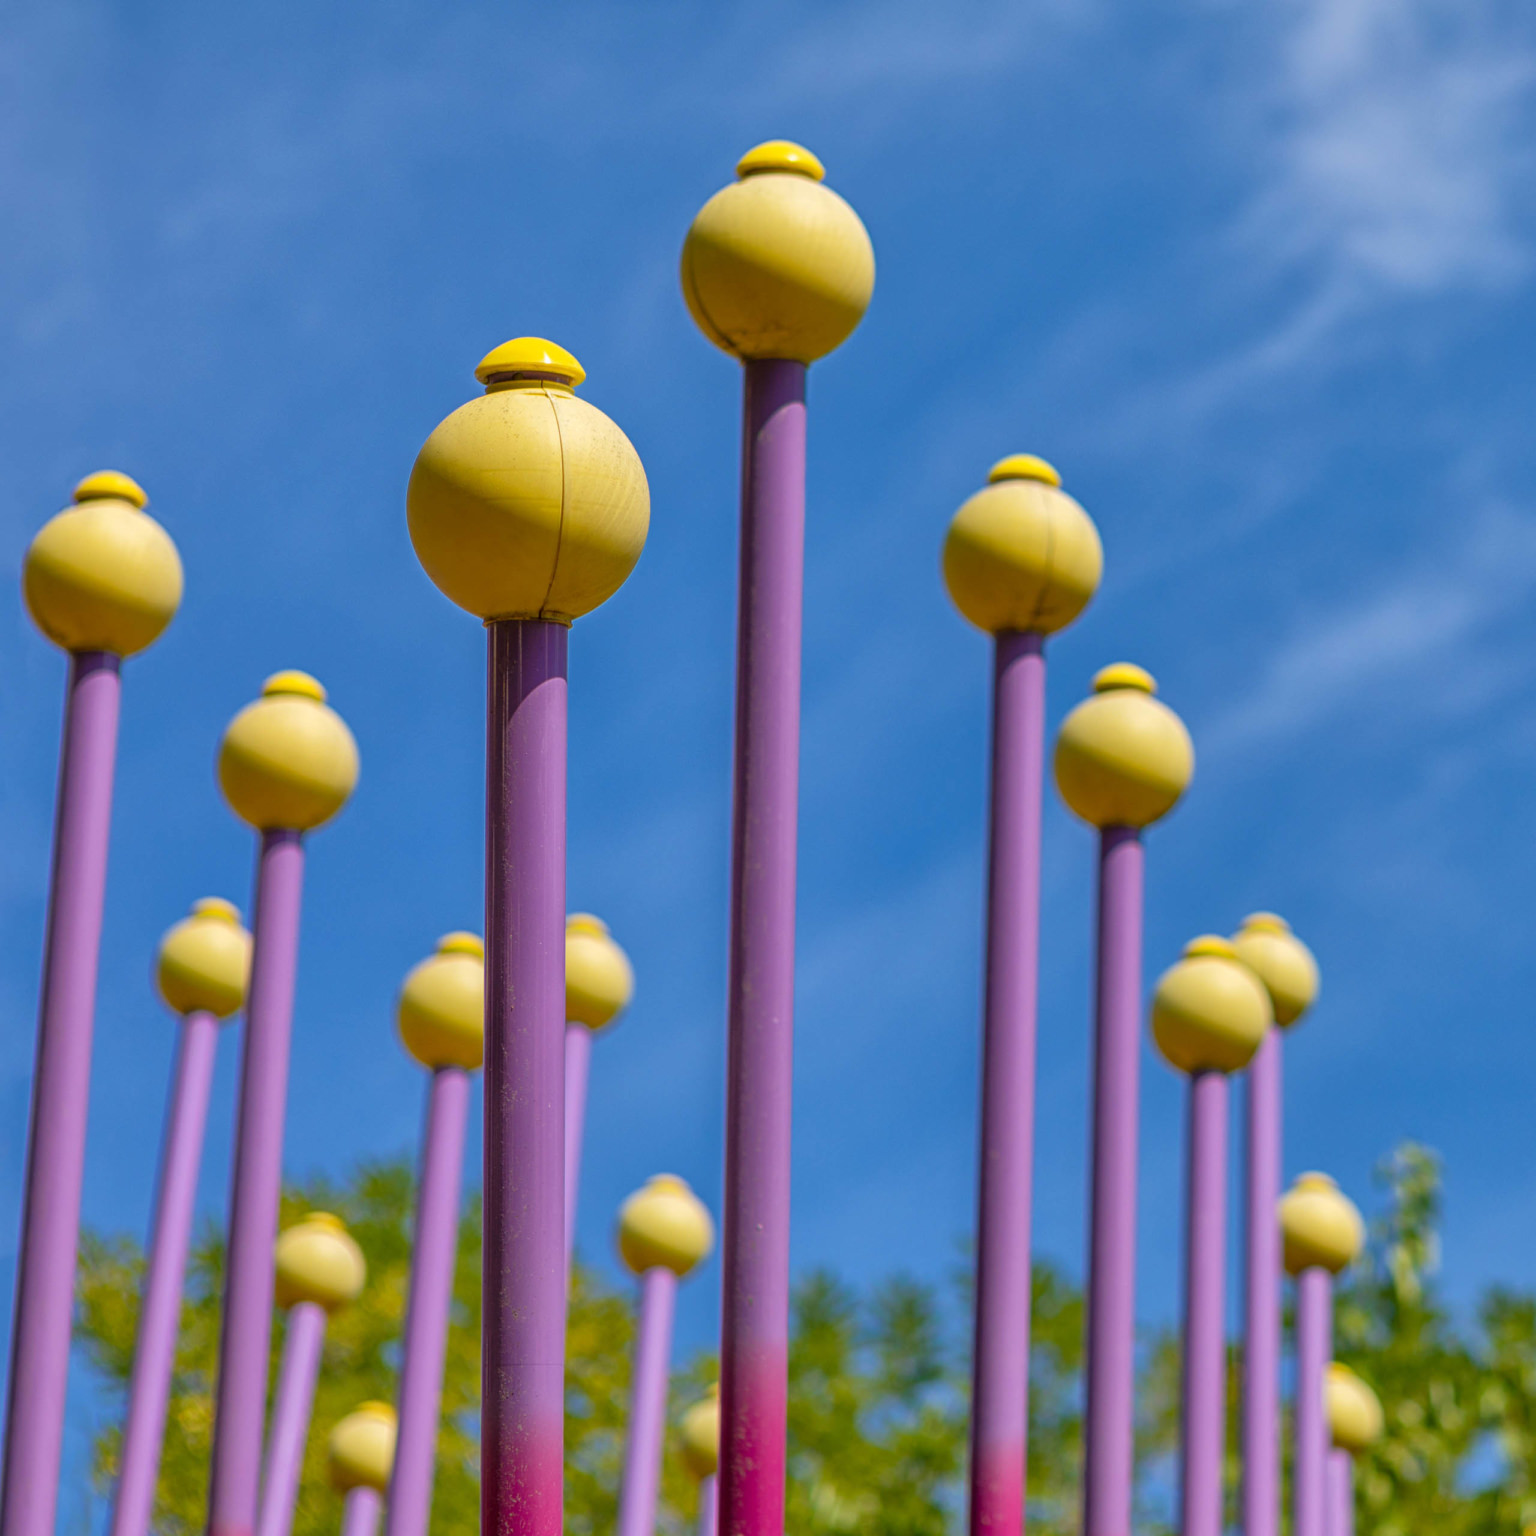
[3,0,1536,1517]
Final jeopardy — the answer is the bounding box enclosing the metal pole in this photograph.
[1326,1449,1353,1536]
[255,1301,328,1536]
[968,630,1045,1536]
[1294,1268,1332,1536]
[719,357,807,1536]
[1243,1028,1282,1536]
[112,1009,221,1536]
[483,619,567,1536]
[1180,1070,1228,1536]
[386,1066,471,1536]
[697,1476,718,1536]
[1,651,122,1536]
[209,828,307,1536]
[563,1023,592,1270]
[342,1486,383,1536]
[1081,825,1144,1536]
[616,1268,680,1536]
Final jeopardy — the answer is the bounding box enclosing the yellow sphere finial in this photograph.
[617,1174,714,1278]
[398,933,486,1071]
[679,1384,721,1480]
[1053,664,1194,829]
[1151,935,1272,1075]
[407,339,650,624]
[1326,1363,1384,1453]
[157,898,253,1020]
[218,672,359,831]
[1280,1173,1364,1275]
[566,913,634,1030]
[943,456,1102,636]
[24,472,183,656]
[274,1212,366,1312]
[328,1401,398,1493]
[1232,912,1319,1028]
[681,142,874,363]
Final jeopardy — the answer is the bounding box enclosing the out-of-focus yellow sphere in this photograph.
[328,1401,397,1493]
[1232,913,1319,1029]
[1280,1173,1364,1276]
[23,472,183,656]
[1053,664,1194,829]
[407,339,650,624]
[566,914,634,1030]
[398,932,485,1071]
[679,1384,720,1480]
[274,1213,366,1312]
[617,1174,714,1277]
[218,671,360,832]
[1150,936,1273,1074]
[681,141,874,364]
[1326,1363,1384,1453]
[156,898,252,1020]
[942,456,1103,636]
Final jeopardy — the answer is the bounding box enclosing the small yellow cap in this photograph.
[987,455,1061,487]
[679,1384,721,1480]
[736,140,825,181]
[617,1174,714,1277]
[398,933,486,1071]
[156,897,252,1020]
[328,1401,397,1493]
[1280,1173,1365,1275]
[1094,662,1155,693]
[566,913,634,1031]
[73,471,148,507]
[1150,935,1272,1074]
[1232,913,1319,1029]
[1326,1363,1384,1453]
[473,338,586,390]
[262,670,327,703]
[274,1212,367,1311]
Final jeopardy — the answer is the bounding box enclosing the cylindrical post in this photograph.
[484,619,568,1536]
[563,1024,592,1262]
[1326,1449,1352,1536]
[697,1477,718,1536]
[616,1268,680,1536]
[255,1301,328,1536]
[5,469,181,1536]
[342,1487,383,1536]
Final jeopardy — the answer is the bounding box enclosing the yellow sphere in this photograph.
[681,141,874,364]
[407,339,650,624]
[1232,913,1319,1029]
[617,1174,714,1277]
[566,914,634,1030]
[156,898,252,1020]
[274,1213,367,1312]
[1151,936,1272,1075]
[1280,1173,1364,1275]
[1053,664,1194,829]
[327,1401,397,1493]
[398,932,485,1071]
[23,472,183,657]
[218,672,360,832]
[942,457,1103,636]
[679,1384,720,1481]
[1326,1363,1384,1453]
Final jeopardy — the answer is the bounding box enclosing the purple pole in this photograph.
[342,1487,383,1536]
[720,358,806,1536]
[1243,1028,1282,1536]
[111,1009,221,1536]
[255,1301,328,1536]
[209,828,307,1536]
[1294,1268,1332,1536]
[1326,1449,1352,1536]
[564,1023,592,1270]
[483,619,567,1536]
[0,651,121,1536]
[697,1477,718,1536]
[1081,826,1144,1536]
[616,1268,680,1536]
[386,1066,471,1536]
[968,631,1045,1536]
[1179,1071,1229,1536]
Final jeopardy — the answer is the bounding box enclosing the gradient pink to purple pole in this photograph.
[0,651,121,1536]
[483,620,568,1536]
[719,358,806,1536]
[1082,826,1144,1536]
[968,631,1046,1536]
[1243,1028,1284,1536]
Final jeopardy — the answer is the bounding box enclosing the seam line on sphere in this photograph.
[539,387,567,619]
[682,246,735,356]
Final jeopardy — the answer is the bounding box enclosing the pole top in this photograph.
[1232,912,1319,1028]
[274,1212,367,1312]
[1150,935,1272,1074]
[617,1174,715,1277]
[398,932,485,1070]
[1280,1172,1365,1275]
[156,897,253,1020]
[1327,1363,1384,1452]
[328,1401,397,1493]
[566,912,634,1031]
[474,337,586,391]
[679,1383,721,1480]
[736,140,825,180]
